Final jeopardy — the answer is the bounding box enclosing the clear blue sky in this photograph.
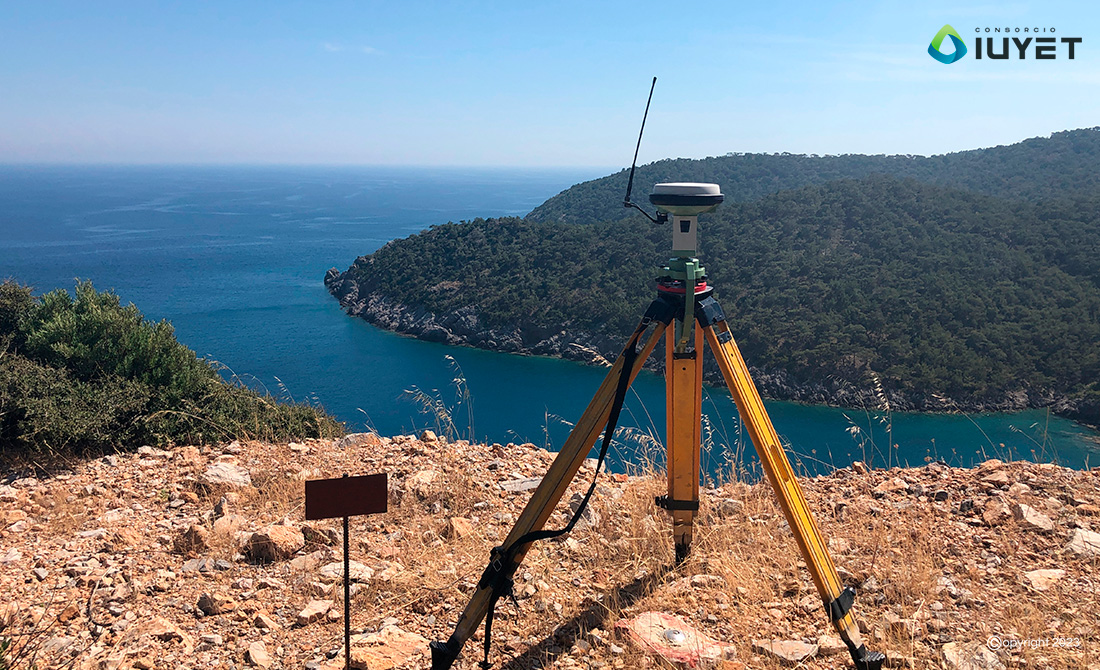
[1,1,1097,166]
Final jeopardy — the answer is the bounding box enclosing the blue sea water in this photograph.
[1,165,1098,477]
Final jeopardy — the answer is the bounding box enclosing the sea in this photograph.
[2,165,1098,478]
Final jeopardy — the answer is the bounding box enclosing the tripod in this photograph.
[429,187,885,670]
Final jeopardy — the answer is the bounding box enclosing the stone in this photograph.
[246,525,305,562]
[247,640,273,668]
[616,611,736,667]
[254,611,280,630]
[752,639,818,665]
[212,513,248,537]
[1023,568,1065,591]
[203,462,252,488]
[445,517,476,539]
[1066,527,1100,557]
[852,461,869,474]
[715,498,745,517]
[982,499,1011,526]
[941,641,1005,670]
[499,477,541,493]
[420,430,438,442]
[348,625,429,670]
[174,524,210,555]
[318,561,374,583]
[817,635,847,656]
[874,478,909,495]
[1006,482,1031,497]
[290,549,334,573]
[406,470,441,498]
[1013,503,1054,533]
[196,592,236,616]
[982,470,1011,487]
[143,616,194,653]
[297,600,332,626]
[689,574,726,589]
[57,603,80,623]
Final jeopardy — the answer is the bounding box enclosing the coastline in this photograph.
[324,266,1098,428]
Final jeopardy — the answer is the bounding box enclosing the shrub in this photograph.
[0,280,343,457]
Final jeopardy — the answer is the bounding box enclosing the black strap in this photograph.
[477,321,644,669]
[827,586,857,621]
[655,495,700,511]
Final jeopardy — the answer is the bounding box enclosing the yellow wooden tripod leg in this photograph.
[663,325,703,561]
[430,306,670,670]
[699,303,885,670]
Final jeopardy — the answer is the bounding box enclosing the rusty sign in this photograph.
[304,473,387,520]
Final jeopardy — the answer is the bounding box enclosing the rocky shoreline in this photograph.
[324,267,1096,425]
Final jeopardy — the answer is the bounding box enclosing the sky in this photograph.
[1,1,1097,166]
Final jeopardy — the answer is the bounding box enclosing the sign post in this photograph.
[305,472,388,670]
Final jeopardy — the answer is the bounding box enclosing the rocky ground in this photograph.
[2,434,1099,670]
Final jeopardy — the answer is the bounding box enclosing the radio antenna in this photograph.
[623,77,664,224]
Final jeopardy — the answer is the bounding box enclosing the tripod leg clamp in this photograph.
[826,586,857,622]
[655,495,700,512]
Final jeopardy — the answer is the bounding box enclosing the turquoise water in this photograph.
[1,165,1097,476]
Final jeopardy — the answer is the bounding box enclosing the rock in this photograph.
[247,640,273,668]
[500,477,541,493]
[212,513,248,537]
[348,625,429,670]
[752,639,818,665]
[1013,503,1054,533]
[982,499,1011,526]
[715,498,745,517]
[874,478,909,495]
[941,641,1005,670]
[246,525,305,562]
[616,611,736,667]
[318,561,374,583]
[1006,482,1031,497]
[254,611,280,631]
[689,574,726,589]
[297,600,332,626]
[1023,568,1065,591]
[174,524,210,555]
[420,430,438,443]
[445,517,476,539]
[203,462,252,487]
[1066,527,1100,557]
[406,470,440,498]
[982,470,1011,487]
[57,603,80,623]
[851,461,868,474]
[196,592,236,616]
[817,635,847,656]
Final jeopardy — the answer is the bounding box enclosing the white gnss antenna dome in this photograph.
[621,78,724,258]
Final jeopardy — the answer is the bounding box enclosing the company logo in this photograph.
[928,24,968,63]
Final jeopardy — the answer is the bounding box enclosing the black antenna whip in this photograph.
[623,77,662,224]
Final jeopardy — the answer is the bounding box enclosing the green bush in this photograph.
[0,280,343,456]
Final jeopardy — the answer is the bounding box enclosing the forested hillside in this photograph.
[328,129,1100,422]
[528,128,1100,225]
